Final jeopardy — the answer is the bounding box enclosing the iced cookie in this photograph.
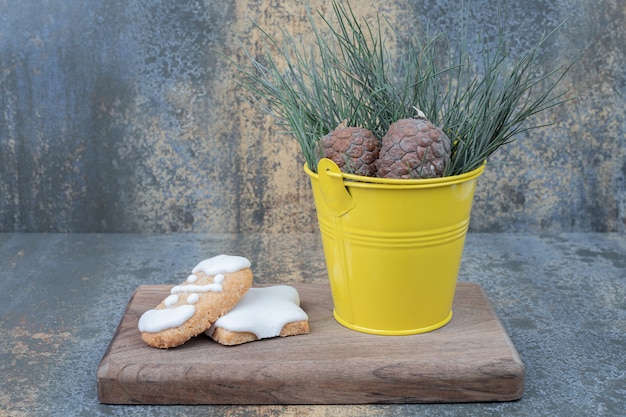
[138,255,253,348]
[207,285,309,346]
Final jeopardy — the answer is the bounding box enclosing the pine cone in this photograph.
[376,110,451,179]
[319,121,380,176]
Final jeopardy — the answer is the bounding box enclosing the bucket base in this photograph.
[333,310,454,336]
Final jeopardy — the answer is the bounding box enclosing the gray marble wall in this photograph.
[1,1,625,233]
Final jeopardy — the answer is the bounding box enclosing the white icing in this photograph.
[192,255,251,276]
[138,255,251,334]
[138,305,195,333]
[171,282,222,294]
[171,271,226,294]
[164,294,179,307]
[210,285,308,339]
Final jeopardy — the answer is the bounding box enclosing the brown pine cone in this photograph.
[319,121,380,176]
[376,110,451,179]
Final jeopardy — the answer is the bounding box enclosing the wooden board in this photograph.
[97,282,524,404]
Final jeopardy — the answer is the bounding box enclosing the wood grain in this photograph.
[97,282,524,404]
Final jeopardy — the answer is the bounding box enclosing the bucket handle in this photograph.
[317,158,356,217]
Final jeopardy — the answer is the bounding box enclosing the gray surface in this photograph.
[1,0,626,234]
[0,232,624,416]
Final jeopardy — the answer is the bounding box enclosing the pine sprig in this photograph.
[440,11,575,175]
[224,0,573,176]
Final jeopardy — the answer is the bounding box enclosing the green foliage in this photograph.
[225,0,573,176]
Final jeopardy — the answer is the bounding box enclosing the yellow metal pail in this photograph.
[305,158,485,335]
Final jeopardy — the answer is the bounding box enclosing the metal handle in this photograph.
[317,158,356,217]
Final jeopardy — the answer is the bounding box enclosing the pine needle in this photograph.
[223,0,573,175]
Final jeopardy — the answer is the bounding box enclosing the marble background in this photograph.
[1,0,625,233]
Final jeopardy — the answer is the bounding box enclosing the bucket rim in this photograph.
[304,159,486,189]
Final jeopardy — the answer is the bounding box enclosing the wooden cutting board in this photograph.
[97,282,524,404]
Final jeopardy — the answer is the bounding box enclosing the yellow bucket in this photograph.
[305,158,485,335]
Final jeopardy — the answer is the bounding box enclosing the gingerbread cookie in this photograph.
[138,255,253,348]
[206,285,309,346]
